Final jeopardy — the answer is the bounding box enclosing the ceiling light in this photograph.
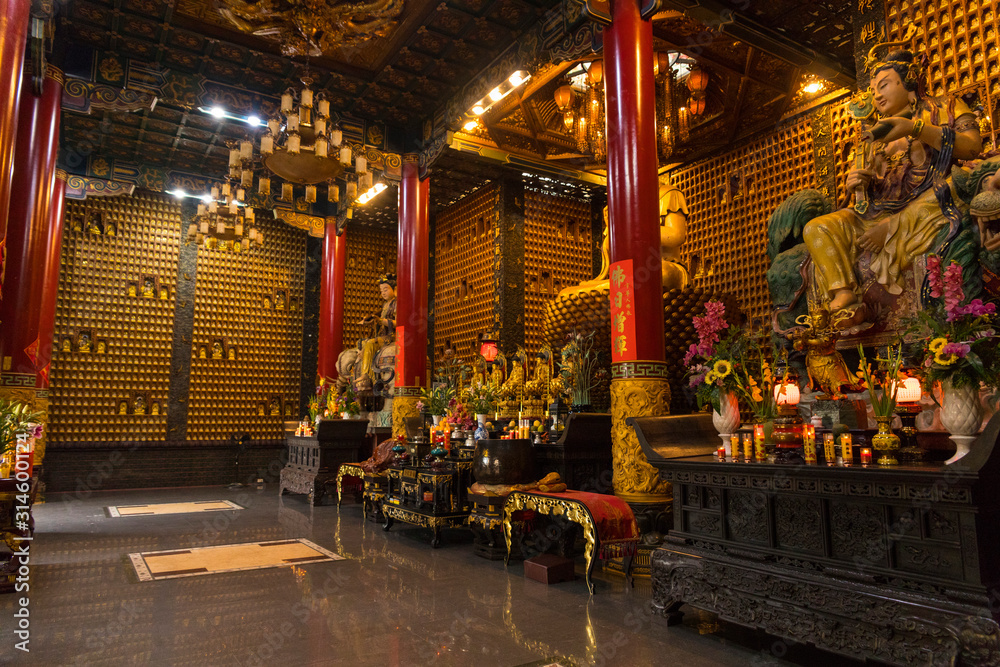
[357,182,387,205]
[209,106,226,118]
[463,120,478,132]
[472,105,485,115]
[509,71,525,86]
[247,115,261,126]
[489,88,503,102]
[170,189,186,198]
[803,82,823,94]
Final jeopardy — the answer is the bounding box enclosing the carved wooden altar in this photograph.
[630,414,1000,666]
[278,419,369,505]
[381,457,474,547]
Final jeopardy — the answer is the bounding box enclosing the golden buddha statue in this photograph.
[802,30,982,327]
[659,177,689,290]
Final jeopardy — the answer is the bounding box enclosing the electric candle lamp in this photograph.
[861,448,873,465]
[840,433,854,465]
[258,177,270,196]
[340,145,352,166]
[286,113,299,133]
[331,128,342,147]
[267,118,280,136]
[823,432,835,464]
[299,87,313,108]
[281,91,293,113]
[286,132,300,154]
[314,117,327,136]
[355,156,367,174]
[282,182,293,201]
[305,185,316,203]
[260,133,274,155]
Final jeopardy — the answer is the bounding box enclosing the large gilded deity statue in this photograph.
[768,28,1000,339]
[336,273,397,396]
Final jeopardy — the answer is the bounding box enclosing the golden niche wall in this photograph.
[49,192,180,442]
[523,187,593,357]
[886,0,998,147]
[669,115,817,324]
[187,216,306,440]
[342,226,397,351]
[433,184,498,362]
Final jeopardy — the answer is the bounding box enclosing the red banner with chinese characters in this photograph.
[395,325,405,386]
[609,259,637,363]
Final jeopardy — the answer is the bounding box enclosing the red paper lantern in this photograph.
[479,339,499,362]
[686,65,709,93]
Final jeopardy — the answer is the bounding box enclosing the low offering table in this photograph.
[381,456,474,547]
[630,414,1000,666]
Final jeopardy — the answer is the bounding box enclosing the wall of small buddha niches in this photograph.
[342,226,397,350]
[523,187,594,356]
[433,184,499,362]
[49,193,181,442]
[186,215,306,441]
[670,115,817,325]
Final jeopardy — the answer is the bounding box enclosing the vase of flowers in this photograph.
[857,344,903,466]
[906,257,999,463]
[712,390,740,436]
[418,385,454,421]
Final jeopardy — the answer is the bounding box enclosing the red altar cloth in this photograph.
[528,490,641,559]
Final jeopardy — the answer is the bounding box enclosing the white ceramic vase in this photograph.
[432,414,442,426]
[939,378,982,464]
[712,391,741,436]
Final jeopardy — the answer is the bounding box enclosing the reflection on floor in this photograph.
[0,485,861,666]
[130,538,343,581]
[107,500,244,517]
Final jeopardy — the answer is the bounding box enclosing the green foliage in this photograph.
[418,385,454,416]
[464,383,496,414]
[1,400,43,457]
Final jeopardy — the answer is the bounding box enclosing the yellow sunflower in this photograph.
[928,337,948,353]
[934,351,958,366]
[704,371,717,384]
[713,359,732,379]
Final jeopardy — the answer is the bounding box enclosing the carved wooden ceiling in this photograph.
[56,0,858,226]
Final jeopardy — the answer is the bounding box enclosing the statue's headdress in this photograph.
[865,25,924,95]
[377,272,396,288]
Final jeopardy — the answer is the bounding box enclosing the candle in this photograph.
[742,433,754,461]
[823,432,835,464]
[742,434,752,462]
[860,447,872,465]
[840,433,854,465]
[803,439,817,464]
[730,433,739,458]
[717,444,726,460]
[753,425,766,462]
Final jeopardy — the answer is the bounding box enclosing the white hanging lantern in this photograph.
[317,98,330,117]
[286,113,300,133]
[355,155,367,174]
[315,136,328,158]
[200,219,209,234]
[346,181,357,200]
[229,200,239,216]
[210,185,220,200]
[287,132,301,154]
[259,177,270,196]
[241,169,253,188]
[281,91,293,113]
[331,128,342,146]
[228,148,240,167]
[236,187,245,202]
[300,87,313,108]
[197,203,206,217]
[282,182,293,201]
[240,139,252,160]
[339,145,351,166]
[245,207,255,222]
[330,184,340,203]
[208,200,218,214]
[305,185,316,203]
[260,133,274,155]
[217,219,227,234]
[314,117,326,136]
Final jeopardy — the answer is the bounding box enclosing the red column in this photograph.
[0,0,31,300]
[396,158,429,389]
[605,0,664,362]
[317,221,345,381]
[34,170,67,389]
[0,66,63,387]
[605,0,671,508]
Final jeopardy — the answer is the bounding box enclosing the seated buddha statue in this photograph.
[801,36,982,327]
[357,273,396,385]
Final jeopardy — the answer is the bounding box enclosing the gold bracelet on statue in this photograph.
[910,118,925,139]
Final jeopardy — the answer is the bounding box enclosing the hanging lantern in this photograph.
[197,203,206,217]
[315,136,328,158]
[282,182,293,201]
[240,139,252,160]
[200,219,209,234]
[678,106,690,142]
[187,222,197,238]
[267,118,281,135]
[210,185,220,200]
[236,187,245,203]
[208,200,218,214]
[554,83,573,112]
[241,169,253,188]
[317,96,330,117]
[286,113,300,133]
[331,127,342,147]
[222,182,231,198]
[300,86,313,108]
[245,206,255,222]
[687,65,709,93]
[305,185,317,203]
[228,148,240,167]
[259,176,270,196]
[688,91,707,116]
[314,117,327,136]
[330,184,340,203]
[228,200,239,215]
[287,132,301,154]
[355,155,367,174]
[346,207,353,219]
[346,181,357,201]
[340,144,352,166]
[235,221,244,236]
[360,172,373,191]
[281,89,294,113]
[587,60,603,86]
[260,133,274,155]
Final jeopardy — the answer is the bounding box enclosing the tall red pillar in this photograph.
[34,169,67,390]
[317,221,345,381]
[604,0,671,510]
[392,157,429,437]
[0,66,63,398]
[0,0,31,300]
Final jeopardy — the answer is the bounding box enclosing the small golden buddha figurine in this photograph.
[212,340,223,360]
[78,332,91,353]
[263,296,271,309]
[134,394,146,415]
[269,398,280,416]
[151,402,159,416]
[142,278,155,298]
[96,339,106,354]
[199,345,207,359]
[275,290,286,310]
[118,401,128,415]
[61,337,72,353]
[127,282,137,297]
[159,287,168,300]
[228,346,236,361]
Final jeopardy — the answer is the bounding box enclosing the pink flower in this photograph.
[30,424,43,439]
[415,401,425,412]
[940,342,971,358]
[954,299,997,319]
[926,255,942,298]
[683,344,698,366]
[943,262,965,321]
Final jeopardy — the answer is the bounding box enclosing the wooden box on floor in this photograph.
[524,554,575,584]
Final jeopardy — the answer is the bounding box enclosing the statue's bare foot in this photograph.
[829,289,859,311]
[831,303,869,330]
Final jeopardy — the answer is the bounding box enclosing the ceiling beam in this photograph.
[656,0,855,88]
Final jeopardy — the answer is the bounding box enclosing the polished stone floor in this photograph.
[0,485,860,666]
